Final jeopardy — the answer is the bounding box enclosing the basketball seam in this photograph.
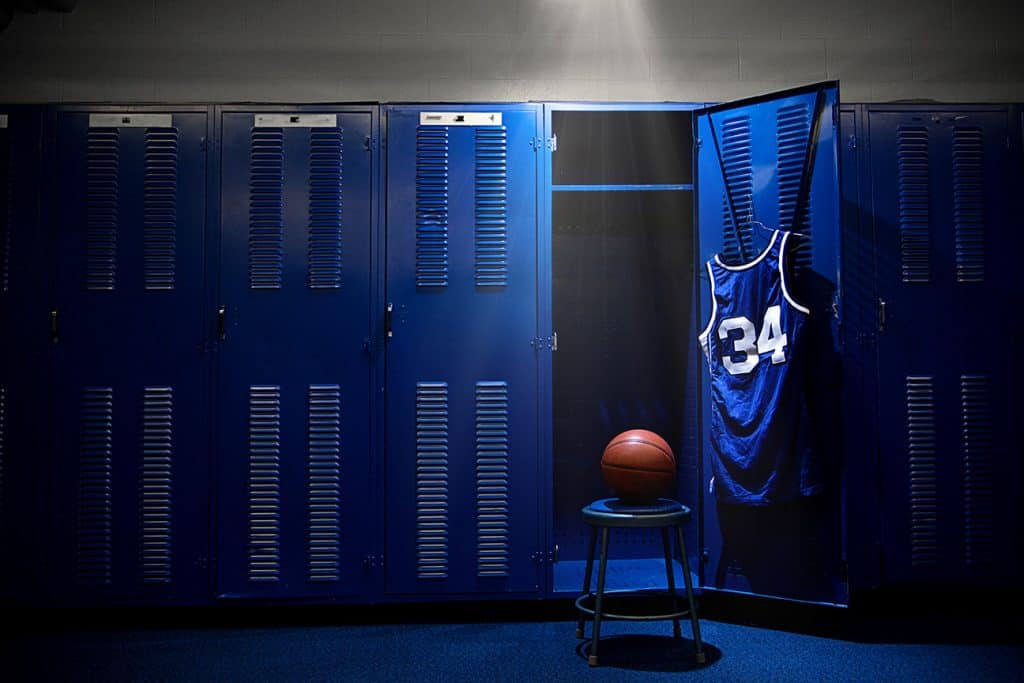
[607,438,674,463]
[601,463,674,475]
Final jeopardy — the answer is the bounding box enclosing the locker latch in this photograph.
[50,309,59,343]
[363,554,384,570]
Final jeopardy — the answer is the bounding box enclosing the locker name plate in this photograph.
[419,112,503,126]
[0,114,8,128]
[254,114,337,128]
[89,114,173,128]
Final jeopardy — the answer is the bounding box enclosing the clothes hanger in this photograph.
[745,214,807,238]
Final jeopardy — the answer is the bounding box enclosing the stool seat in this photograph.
[583,498,691,527]
[575,497,704,668]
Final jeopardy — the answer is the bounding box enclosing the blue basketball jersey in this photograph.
[699,230,819,505]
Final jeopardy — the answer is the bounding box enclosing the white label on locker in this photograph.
[419,112,503,126]
[254,114,337,128]
[0,114,8,128]
[89,114,173,128]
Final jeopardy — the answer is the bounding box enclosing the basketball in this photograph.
[600,429,676,504]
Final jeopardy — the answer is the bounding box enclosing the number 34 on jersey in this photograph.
[718,305,787,375]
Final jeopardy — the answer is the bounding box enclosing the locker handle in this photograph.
[218,306,226,341]
[385,303,393,339]
[50,309,59,343]
[878,298,886,333]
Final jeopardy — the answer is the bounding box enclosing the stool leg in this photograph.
[589,527,610,667]
[676,526,706,665]
[576,526,597,639]
[661,527,682,639]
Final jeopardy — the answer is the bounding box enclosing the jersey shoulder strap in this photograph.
[777,231,810,314]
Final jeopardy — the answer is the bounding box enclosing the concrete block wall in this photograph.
[0,0,1022,103]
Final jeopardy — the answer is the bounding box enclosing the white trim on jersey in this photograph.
[713,230,778,271]
[698,260,717,365]
[778,231,811,315]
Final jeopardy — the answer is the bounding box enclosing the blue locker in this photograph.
[50,107,212,605]
[384,105,543,598]
[0,107,47,603]
[542,104,701,597]
[695,84,846,603]
[838,105,883,591]
[866,106,1022,587]
[216,107,378,601]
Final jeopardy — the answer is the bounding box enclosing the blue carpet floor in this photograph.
[5,610,1022,682]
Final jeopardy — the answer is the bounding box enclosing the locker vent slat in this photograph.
[961,375,994,566]
[776,103,812,270]
[953,127,985,283]
[140,387,173,583]
[1,128,11,292]
[416,127,449,288]
[143,128,178,290]
[476,381,510,577]
[719,115,753,263]
[906,376,938,567]
[897,126,930,283]
[77,387,113,585]
[249,128,284,290]
[416,382,449,578]
[248,385,281,582]
[86,129,119,291]
[308,384,342,582]
[308,128,344,290]
[475,127,508,287]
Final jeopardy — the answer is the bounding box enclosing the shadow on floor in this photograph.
[575,635,723,672]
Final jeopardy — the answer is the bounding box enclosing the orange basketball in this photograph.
[600,429,676,504]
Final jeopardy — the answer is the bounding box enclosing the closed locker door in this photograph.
[51,109,211,605]
[385,106,543,597]
[870,108,1021,586]
[0,108,47,603]
[217,110,375,600]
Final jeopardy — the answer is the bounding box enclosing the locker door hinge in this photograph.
[531,333,557,351]
[532,546,557,565]
[363,554,384,570]
[530,136,557,152]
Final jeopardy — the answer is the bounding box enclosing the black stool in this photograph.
[575,497,705,667]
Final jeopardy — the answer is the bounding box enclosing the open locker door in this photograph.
[695,83,846,604]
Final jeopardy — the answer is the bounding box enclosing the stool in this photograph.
[575,497,705,667]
